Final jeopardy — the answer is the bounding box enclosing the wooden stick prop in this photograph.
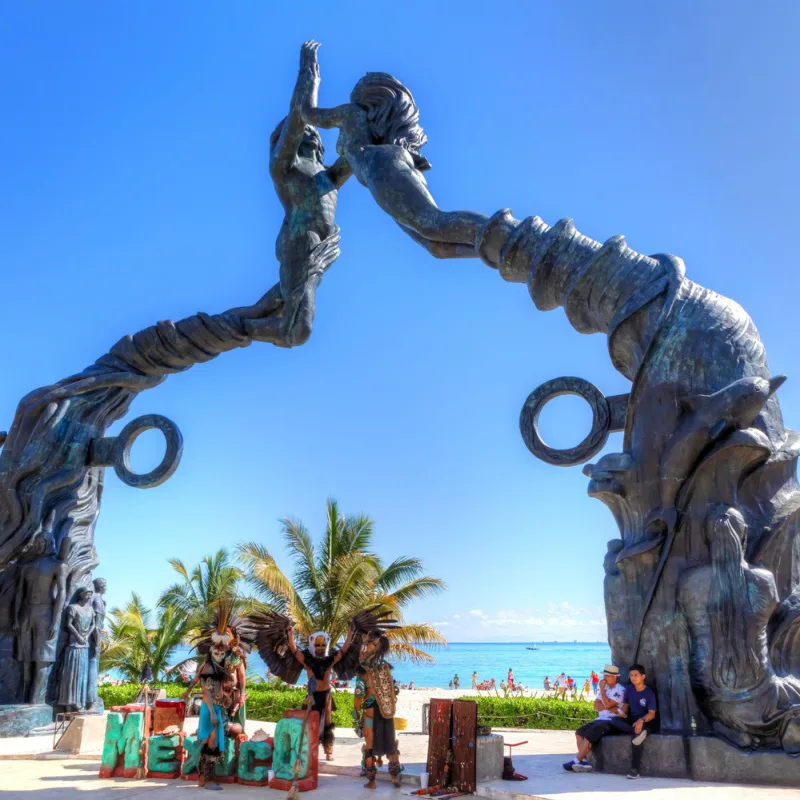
[287,695,315,800]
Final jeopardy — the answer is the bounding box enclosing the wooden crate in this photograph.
[451,699,477,793]
[426,698,453,788]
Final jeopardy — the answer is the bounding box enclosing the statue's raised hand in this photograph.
[300,40,321,79]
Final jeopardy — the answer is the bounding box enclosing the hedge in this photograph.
[97,682,355,728]
[461,695,596,730]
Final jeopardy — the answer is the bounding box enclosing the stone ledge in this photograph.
[0,705,54,738]
[592,732,800,788]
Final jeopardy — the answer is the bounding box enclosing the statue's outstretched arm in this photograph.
[398,224,476,259]
[270,43,320,178]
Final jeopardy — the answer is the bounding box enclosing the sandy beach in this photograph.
[333,686,561,732]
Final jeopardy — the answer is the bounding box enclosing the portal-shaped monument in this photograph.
[1,39,798,785]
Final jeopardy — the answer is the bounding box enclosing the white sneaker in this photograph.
[632,729,648,746]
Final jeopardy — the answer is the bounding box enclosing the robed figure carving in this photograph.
[679,507,800,753]
[57,586,96,712]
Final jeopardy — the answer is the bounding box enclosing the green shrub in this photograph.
[461,695,596,731]
[98,682,356,728]
[98,681,185,708]
[244,686,355,727]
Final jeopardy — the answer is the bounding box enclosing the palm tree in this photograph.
[100,593,193,681]
[238,498,447,663]
[157,549,245,634]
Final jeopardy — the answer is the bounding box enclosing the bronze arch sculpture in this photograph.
[1,41,799,783]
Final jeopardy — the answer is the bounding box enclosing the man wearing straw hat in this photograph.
[563,664,636,774]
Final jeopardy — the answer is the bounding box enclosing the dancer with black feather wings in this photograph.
[250,606,397,761]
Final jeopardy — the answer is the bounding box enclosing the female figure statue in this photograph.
[297,41,486,258]
[678,506,800,753]
[57,587,96,711]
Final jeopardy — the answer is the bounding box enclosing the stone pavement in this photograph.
[2,722,799,799]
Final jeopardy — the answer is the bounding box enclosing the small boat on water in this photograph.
[526,644,539,651]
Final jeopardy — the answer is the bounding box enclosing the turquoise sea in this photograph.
[167,641,611,690]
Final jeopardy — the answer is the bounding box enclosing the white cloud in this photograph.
[433,621,450,627]
[452,601,607,640]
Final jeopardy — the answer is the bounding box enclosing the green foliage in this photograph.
[100,594,194,681]
[157,549,246,635]
[98,681,186,708]
[238,497,447,662]
[243,686,355,728]
[97,682,356,729]
[462,695,597,731]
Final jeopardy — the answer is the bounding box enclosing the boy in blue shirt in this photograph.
[623,663,657,779]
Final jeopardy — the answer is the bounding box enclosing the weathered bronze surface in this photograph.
[1,41,798,770]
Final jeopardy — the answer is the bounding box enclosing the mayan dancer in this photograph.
[252,607,397,762]
[182,602,253,791]
[355,629,403,789]
[238,40,351,348]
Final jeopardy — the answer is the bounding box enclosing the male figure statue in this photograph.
[241,41,351,347]
[86,577,107,710]
[13,533,69,704]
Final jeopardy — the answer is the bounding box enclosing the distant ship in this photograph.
[526,644,539,651]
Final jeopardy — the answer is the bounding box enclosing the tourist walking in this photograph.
[453,674,460,690]
[472,671,478,689]
[591,670,599,693]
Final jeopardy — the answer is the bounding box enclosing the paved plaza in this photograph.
[2,722,798,800]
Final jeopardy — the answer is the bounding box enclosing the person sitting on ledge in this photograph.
[622,664,657,779]
[563,664,627,773]
[563,663,657,778]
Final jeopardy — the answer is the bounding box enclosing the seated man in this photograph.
[622,663,657,779]
[563,664,627,773]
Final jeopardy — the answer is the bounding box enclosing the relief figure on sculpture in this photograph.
[678,506,800,753]
[57,586,96,713]
[12,530,69,705]
[86,577,107,712]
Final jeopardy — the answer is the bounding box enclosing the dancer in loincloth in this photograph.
[250,607,397,762]
[355,628,403,789]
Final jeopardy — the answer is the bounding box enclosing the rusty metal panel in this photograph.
[426,698,452,788]
[451,699,477,793]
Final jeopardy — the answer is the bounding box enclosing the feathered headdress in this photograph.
[192,596,254,659]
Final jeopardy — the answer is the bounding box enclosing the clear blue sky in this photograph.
[2,2,798,642]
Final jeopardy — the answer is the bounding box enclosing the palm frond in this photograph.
[384,577,447,607]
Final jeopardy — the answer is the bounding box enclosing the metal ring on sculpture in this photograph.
[519,377,611,466]
[113,414,184,488]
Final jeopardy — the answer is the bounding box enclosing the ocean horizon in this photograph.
[162,640,612,690]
